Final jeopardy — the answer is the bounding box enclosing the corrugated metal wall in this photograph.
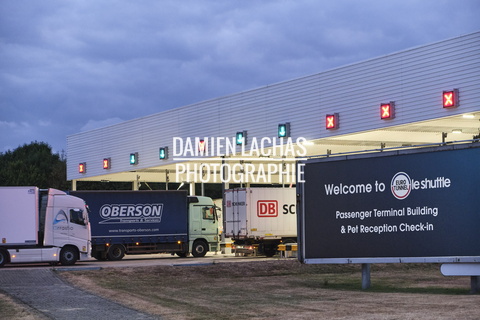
[67,32,480,180]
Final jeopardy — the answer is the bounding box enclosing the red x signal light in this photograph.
[103,158,111,169]
[198,139,206,153]
[380,102,395,120]
[443,89,459,108]
[326,113,339,130]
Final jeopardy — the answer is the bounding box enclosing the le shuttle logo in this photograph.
[323,171,451,200]
[257,200,278,217]
[391,172,412,200]
[390,171,452,200]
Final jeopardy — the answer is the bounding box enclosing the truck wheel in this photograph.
[0,249,8,267]
[60,246,78,266]
[107,245,125,261]
[192,240,208,257]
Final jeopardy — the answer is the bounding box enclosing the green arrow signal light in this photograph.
[130,152,138,165]
[159,147,168,160]
[278,123,290,138]
[236,131,247,145]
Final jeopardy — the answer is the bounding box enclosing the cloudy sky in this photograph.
[1,0,479,154]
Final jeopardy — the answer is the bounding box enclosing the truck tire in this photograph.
[191,240,208,257]
[0,249,8,267]
[60,246,78,266]
[107,244,125,261]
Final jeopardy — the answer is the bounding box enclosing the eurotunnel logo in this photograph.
[390,172,453,200]
[391,172,412,200]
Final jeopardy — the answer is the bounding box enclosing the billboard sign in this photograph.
[298,144,480,264]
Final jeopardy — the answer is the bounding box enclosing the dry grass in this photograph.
[60,260,479,320]
[0,292,47,320]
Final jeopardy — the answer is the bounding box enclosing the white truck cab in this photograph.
[0,187,90,267]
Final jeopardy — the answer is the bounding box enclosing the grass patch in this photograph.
[0,292,42,320]
[61,260,479,320]
[0,296,18,318]
[288,264,472,295]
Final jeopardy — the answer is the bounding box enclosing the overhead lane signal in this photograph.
[130,152,138,165]
[326,113,339,130]
[78,162,86,174]
[443,89,459,108]
[198,139,206,154]
[103,158,111,169]
[159,147,168,160]
[380,101,395,120]
[236,131,247,145]
[278,123,290,138]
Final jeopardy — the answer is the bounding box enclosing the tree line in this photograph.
[0,141,223,197]
[0,142,69,189]
[0,141,131,190]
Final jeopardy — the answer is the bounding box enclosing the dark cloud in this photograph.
[1,0,479,152]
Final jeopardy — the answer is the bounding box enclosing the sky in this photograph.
[1,0,479,154]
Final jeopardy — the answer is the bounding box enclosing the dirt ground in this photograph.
[55,260,479,320]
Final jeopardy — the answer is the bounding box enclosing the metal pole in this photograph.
[470,276,480,294]
[165,169,169,190]
[362,263,371,290]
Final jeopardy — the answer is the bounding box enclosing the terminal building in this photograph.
[67,31,480,192]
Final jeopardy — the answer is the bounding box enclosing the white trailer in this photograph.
[224,188,296,256]
[0,187,91,267]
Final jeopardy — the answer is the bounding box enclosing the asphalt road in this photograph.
[0,268,158,319]
[0,252,273,319]
[1,251,269,270]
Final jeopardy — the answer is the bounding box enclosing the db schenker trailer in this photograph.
[0,187,90,267]
[71,190,219,260]
[224,188,297,257]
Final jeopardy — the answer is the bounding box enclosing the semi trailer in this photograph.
[224,187,296,256]
[0,187,90,267]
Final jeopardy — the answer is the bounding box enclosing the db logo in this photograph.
[257,200,278,217]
